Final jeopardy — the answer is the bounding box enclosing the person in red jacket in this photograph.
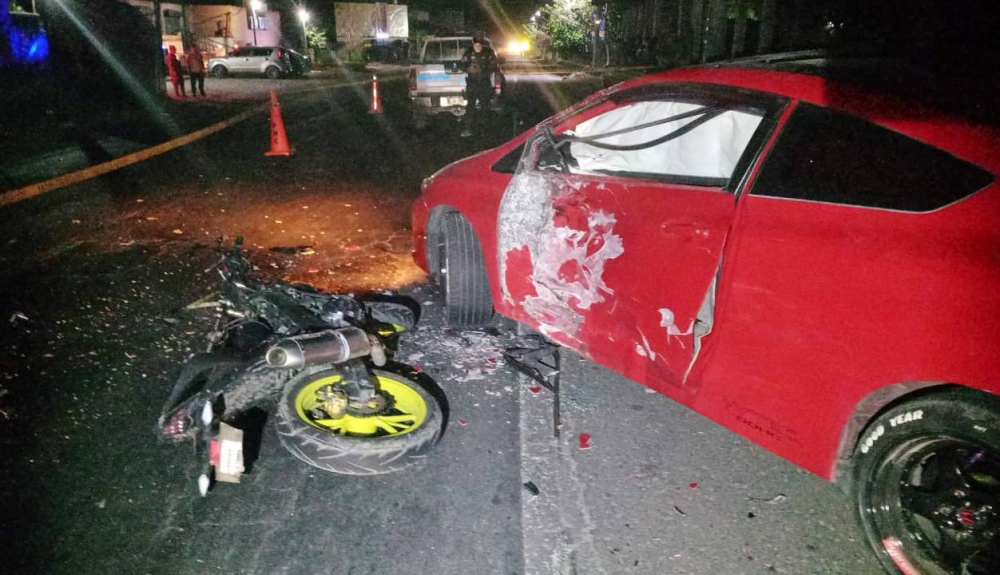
[165,45,186,98]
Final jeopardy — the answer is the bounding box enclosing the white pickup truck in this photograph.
[408,36,505,128]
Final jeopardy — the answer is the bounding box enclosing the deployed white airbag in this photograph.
[567,101,763,181]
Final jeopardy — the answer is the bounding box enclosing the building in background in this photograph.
[333,1,408,61]
[123,0,284,58]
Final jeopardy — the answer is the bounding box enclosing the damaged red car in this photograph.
[411,61,1000,575]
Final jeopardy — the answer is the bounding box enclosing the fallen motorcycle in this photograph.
[156,238,444,495]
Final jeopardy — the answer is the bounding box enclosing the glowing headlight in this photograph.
[506,40,530,55]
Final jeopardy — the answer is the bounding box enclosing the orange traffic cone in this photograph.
[265,91,295,157]
[368,74,382,114]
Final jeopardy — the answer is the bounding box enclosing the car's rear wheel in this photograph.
[212,65,227,78]
[851,388,1000,575]
[265,66,282,79]
[433,212,492,328]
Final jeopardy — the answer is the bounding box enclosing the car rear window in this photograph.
[751,103,994,211]
[423,39,486,63]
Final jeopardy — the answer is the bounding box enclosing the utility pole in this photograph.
[689,0,705,63]
[0,0,13,64]
[704,0,728,62]
[153,0,164,94]
[731,0,748,58]
[759,0,776,54]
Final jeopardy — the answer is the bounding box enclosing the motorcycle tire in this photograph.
[275,364,443,475]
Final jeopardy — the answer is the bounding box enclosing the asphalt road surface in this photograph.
[0,71,884,575]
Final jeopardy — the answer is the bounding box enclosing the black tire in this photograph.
[276,364,443,475]
[851,388,1000,575]
[264,66,282,79]
[436,212,493,328]
[212,65,227,78]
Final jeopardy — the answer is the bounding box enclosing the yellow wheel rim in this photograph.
[294,373,428,437]
[375,323,407,337]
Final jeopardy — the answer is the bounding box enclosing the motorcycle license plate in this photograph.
[209,423,245,483]
[441,96,465,106]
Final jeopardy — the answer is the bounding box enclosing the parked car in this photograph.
[408,35,505,128]
[208,46,308,79]
[412,59,1000,575]
[285,47,312,77]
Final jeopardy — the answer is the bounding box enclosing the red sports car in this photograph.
[411,61,1000,575]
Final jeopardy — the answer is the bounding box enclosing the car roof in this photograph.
[624,58,1000,171]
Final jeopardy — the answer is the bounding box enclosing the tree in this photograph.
[541,0,593,57]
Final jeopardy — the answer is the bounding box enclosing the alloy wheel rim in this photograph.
[863,436,999,575]
[294,374,428,437]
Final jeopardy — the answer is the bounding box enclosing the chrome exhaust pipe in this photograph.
[265,328,372,369]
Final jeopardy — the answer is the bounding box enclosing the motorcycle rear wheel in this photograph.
[276,364,443,475]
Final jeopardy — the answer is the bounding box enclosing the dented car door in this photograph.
[498,84,784,389]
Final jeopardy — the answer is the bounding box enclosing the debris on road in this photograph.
[9,311,29,325]
[579,433,591,450]
[673,505,686,516]
[748,493,787,504]
[269,245,316,255]
[523,481,540,496]
[689,482,699,489]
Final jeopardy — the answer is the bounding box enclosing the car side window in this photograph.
[751,103,995,211]
[535,98,766,188]
[252,48,272,57]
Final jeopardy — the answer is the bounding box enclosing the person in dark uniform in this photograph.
[460,35,497,137]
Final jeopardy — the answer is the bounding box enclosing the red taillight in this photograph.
[494,73,501,90]
[161,408,191,439]
[409,69,417,92]
[277,48,285,59]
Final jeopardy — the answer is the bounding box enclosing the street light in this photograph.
[297,8,310,52]
[250,0,264,46]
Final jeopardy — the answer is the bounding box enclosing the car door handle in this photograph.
[660,221,711,239]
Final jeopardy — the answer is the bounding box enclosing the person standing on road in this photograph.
[460,35,497,138]
[186,44,207,97]
[165,45,186,98]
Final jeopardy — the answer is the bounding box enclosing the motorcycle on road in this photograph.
[156,238,444,495]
